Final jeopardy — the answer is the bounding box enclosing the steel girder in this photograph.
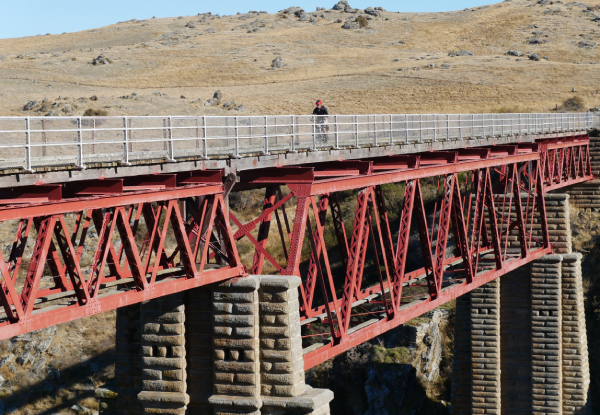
[0,135,591,354]
[231,140,573,370]
[0,182,243,340]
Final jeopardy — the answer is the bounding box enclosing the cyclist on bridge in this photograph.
[312,100,329,142]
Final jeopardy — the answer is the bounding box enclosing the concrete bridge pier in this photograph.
[451,194,591,415]
[97,276,333,415]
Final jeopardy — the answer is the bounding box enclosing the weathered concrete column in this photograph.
[531,255,563,415]
[208,275,333,415]
[561,254,591,415]
[137,292,190,414]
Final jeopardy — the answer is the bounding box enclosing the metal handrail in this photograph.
[0,113,594,171]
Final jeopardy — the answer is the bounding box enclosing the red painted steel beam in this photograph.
[239,167,315,184]
[177,169,224,185]
[123,174,177,190]
[63,179,124,197]
[0,185,62,202]
[310,153,539,195]
[303,246,552,370]
[0,184,224,221]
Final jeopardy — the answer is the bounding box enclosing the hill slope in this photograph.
[1,0,600,117]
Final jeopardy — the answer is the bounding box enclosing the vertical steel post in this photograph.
[519,113,522,136]
[373,115,377,146]
[459,114,462,140]
[123,116,130,165]
[472,113,475,139]
[202,115,208,160]
[406,114,409,143]
[433,114,437,142]
[167,116,175,162]
[419,114,423,142]
[492,113,495,137]
[234,116,240,158]
[264,115,269,155]
[312,115,317,151]
[355,115,359,148]
[334,114,340,149]
[25,116,32,172]
[389,114,393,145]
[447,114,450,140]
[77,117,84,169]
[291,115,297,153]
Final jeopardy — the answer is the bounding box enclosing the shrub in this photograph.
[492,106,521,113]
[83,108,108,116]
[560,96,585,112]
[71,57,76,61]
[355,16,369,28]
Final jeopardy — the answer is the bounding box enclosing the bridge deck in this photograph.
[0,112,593,187]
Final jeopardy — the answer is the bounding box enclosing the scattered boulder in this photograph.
[90,95,98,101]
[280,6,304,14]
[185,21,196,28]
[426,63,436,69]
[222,102,245,111]
[23,100,39,111]
[0,353,15,368]
[364,7,381,16]
[204,90,222,107]
[333,0,357,13]
[92,54,111,65]
[441,63,451,69]
[529,53,541,61]
[527,38,546,45]
[271,56,284,68]
[448,50,475,57]
[506,50,523,56]
[32,356,47,375]
[71,404,96,415]
[0,56,4,61]
[342,20,359,29]
[578,40,596,49]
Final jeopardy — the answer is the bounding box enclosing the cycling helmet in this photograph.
[316,100,322,105]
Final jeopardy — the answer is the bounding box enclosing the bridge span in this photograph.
[0,113,596,415]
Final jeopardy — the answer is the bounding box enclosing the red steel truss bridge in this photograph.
[0,128,593,369]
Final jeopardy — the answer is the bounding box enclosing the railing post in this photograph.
[24,116,32,172]
[419,114,423,142]
[122,116,131,166]
[264,116,270,155]
[459,114,462,140]
[234,116,241,158]
[290,115,297,153]
[472,113,475,139]
[447,114,450,140]
[202,115,209,160]
[77,117,85,169]
[491,113,495,137]
[519,113,522,136]
[433,114,437,142]
[355,115,359,148]
[535,113,538,135]
[389,114,393,145]
[334,115,340,149]
[406,114,409,143]
[167,116,175,162]
[312,115,317,151]
[373,115,377,146]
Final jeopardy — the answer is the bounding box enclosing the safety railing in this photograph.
[0,113,594,171]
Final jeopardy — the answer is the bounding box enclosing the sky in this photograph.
[0,0,498,40]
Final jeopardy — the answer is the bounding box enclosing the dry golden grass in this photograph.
[1,0,600,118]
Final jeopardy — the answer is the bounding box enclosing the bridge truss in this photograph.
[0,134,592,369]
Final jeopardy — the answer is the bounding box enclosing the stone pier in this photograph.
[97,276,333,415]
[451,193,591,415]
